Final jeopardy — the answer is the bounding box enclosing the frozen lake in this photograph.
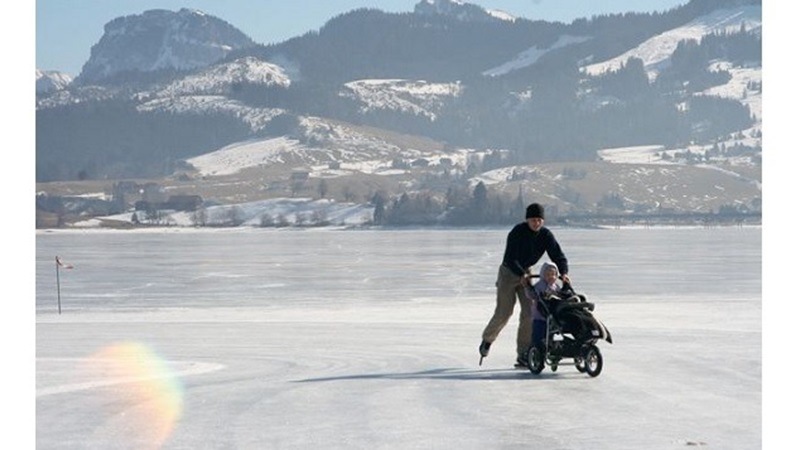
[36,227,762,449]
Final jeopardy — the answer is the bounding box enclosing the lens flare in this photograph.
[86,342,184,449]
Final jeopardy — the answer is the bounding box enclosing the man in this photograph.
[478,202,570,367]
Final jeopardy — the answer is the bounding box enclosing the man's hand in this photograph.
[560,274,571,284]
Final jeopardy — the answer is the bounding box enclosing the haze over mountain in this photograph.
[36,0,762,227]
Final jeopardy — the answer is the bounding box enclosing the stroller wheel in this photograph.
[582,344,603,377]
[527,347,545,375]
[574,356,586,373]
[549,357,560,372]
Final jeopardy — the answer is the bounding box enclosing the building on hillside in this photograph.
[290,170,310,183]
[135,195,203,212]
[165,195,204,211]
[290,169,311,196]
[141,183,166,203]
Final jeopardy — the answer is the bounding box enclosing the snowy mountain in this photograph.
[36,69,73,94]
[147,56,291,98]
[128,57,292,133]
[583,4,761,80]
[77,8,256,85]
[36,0,762,227]
[578,2,762,137]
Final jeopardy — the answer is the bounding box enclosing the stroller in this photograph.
[525,277,612,377]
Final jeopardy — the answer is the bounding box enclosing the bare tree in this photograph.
[191,207,208,227]
[317,179,329,199]
[225,206,245,226]
[259,213,275,227]
[342,184,356,202]
[311,209,329,226]
[276,214,289,227]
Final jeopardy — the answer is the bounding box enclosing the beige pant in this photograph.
[481,264,532,356]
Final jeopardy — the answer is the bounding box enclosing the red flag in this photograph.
[55,256,74,269]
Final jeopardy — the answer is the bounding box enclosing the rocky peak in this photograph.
[76,8,256,85]
[413,0,511,22]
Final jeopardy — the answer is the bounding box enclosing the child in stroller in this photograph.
[525,262,612,377]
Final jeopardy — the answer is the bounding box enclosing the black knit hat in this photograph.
[525,203,545,219]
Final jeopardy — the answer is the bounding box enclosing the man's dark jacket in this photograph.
[501,223,568,277]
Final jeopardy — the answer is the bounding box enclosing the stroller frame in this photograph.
[526,292,608,377]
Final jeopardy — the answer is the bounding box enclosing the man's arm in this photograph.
[503,226,527,277]
[545,230,569,276]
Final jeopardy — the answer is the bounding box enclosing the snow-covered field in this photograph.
[35,227,764,449]
[183,115,491,180]
[186,137,311,176]
[597,145,668,165]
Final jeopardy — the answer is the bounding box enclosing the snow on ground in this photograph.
[73,197,376,228]
[184,115,491,180]
[150,57,291,98]
[597,141,760,175]
[597,145,668,165]
[486,8,515,22]
[582,5,761,80]
[71,192,113,200]
[184,133,402,178]
[340,79,463,120]
[182,198,375,227]
[703,61,762,120]
[136,95,285,132]
[482,35,591,77]
[187,137,307,176]
[469,166,519,186]
[36,85,119,109]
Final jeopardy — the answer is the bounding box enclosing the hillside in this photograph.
[35,0,762,228]
[36,114,760,228]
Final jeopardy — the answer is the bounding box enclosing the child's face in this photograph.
[544,267,558,284]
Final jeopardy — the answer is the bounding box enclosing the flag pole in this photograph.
[55,256,62,315]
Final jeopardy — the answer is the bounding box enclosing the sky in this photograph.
[36,0,692,76]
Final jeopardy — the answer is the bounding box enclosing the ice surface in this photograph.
[36,227,761,449]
